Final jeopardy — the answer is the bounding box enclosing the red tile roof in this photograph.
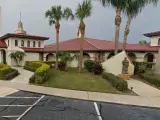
[0,40,7,48]
[21,47,44,52]
[44,38,160,52]
[0,33,49,40]
[144,31,160,37]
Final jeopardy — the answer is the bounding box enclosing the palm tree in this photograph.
[122,0,158,50]
[9,51,26,66]
[99,0,129,55]
[45,6,74,69]
[57,52,75,70]
[75,0,92,73]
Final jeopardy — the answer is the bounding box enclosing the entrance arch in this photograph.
[46,53,55,61]
[1,49,6,64]
[83,53,90,62]
[128,53,137,62]
[144,53,154,62]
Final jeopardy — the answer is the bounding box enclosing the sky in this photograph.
[0,0,160,45]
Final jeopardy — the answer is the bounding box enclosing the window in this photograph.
[158,38,160,45]
[8,40,9,46]
[21,40,24,47]
[15,40,18,46]
[38,41,41,47]
[33,41,36,47]
[27,41,30,47]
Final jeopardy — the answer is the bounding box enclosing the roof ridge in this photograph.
[85,38,101,49]
[45,38,78,47]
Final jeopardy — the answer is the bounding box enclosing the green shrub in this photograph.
[102,72,128,91]
[92,61,103,75]
[133,62,155,74]
[29,74,35,84]
[35,63,50,84]
[58,61,66,71]
[139,71,160,87]
[84,60,94,72]
[0,64,11,79]
[24,61,50,84]
[4,69,19,80]
[42,61,56,68]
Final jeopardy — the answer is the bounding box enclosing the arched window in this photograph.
[38,41,41,47]
[8,40,9,46]
[33,41,36,47]
[15,40,18,46]
[21,40,24,47]
[158,38,160,45]
[27,41,30,47]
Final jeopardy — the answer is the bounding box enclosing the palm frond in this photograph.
[75,0,92,20]
[63,7,75,20]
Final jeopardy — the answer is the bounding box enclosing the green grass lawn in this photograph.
[41,68,119,93]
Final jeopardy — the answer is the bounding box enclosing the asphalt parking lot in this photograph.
[0,91,160,120]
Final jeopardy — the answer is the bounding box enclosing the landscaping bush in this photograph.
[102,72,128,91]
[4,69,19,80]
[133,62,155,74]
[84,60,94,72]
[58,61,66,71]
[29,74,35,84]
[24,61,50,84]
[43,61,56,68]
[35,62,50,84]
[0,64,18,80]
[92,61,103,75]
[0,64,11,79]
[139,71,160,87]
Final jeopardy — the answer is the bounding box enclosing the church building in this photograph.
[0,20,49,66]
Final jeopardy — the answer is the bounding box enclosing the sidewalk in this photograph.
[127,79,160,97]
[0,86,18,96]
[11,67,34,84]
[0,81,160,109]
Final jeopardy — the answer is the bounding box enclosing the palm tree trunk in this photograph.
[123,15,132,51]
[114,8,122,55]
[79,20,85,73]
[65,61,68,71]
[55,23,60,70]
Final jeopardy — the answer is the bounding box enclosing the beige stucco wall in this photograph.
[4,37,44,50]
[3,37,44,66]
[102,51,134,75]
[150,36,160,46]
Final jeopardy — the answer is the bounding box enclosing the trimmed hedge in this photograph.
[24,61,50,84]
[43,61,56,68]
[133,61,155,74]
[92,61,103,75]
[139,71,160,87]
[102,72,128,91]
[84,60,103,75]
[0,64,19,80]
[4,69,19,80]
[84,60,94,72]
[0,64,11,79]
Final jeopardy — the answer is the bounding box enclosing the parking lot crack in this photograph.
[48,106,98,116]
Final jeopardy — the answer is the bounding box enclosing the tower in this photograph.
[15,13,26,34]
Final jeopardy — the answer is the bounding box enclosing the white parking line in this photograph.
[94,102,103,120]
[2,115,19,118]
[0,105,32,107]
[16,95,45,120]
[0,96,40,99]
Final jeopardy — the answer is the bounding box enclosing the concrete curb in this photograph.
[0,81,160,109]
